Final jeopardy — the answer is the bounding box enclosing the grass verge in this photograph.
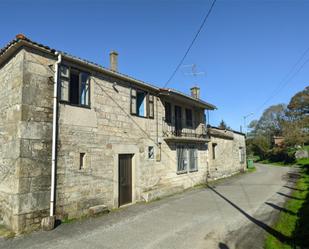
[264,158,309,249]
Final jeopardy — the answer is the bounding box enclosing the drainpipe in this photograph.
[50,52,61,217]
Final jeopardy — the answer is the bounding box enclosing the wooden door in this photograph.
[118,154,133,206]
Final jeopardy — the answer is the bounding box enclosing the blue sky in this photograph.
[1,0,308,131]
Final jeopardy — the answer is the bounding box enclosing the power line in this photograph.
[253,46,309,116]
[163,0,217,88]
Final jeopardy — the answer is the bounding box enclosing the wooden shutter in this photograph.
[130,88,137,115]
[59,65,70,102]
[148,94,154,118]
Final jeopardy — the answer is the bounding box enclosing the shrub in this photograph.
[267,147,296,164]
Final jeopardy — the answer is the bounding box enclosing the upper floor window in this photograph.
[59,65,90,107]
[185,108,193,127]
[131,88,154,118]
[165,102,172,123]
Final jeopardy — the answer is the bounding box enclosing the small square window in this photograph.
[148,146,154,159]
[80,153,86,169]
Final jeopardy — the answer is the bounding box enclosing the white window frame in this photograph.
[177,145,198,174]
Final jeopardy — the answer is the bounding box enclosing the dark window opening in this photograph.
[60,65,90,107]
[212,145,216,159]
[185,108,193,127]
[80,153,86,170]
[165,102,171,123]
[70,70,79,105]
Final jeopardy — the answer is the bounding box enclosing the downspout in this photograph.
[50,52,62,217]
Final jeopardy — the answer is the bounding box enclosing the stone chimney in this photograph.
[190,86,200,99]
[109,51,118,71]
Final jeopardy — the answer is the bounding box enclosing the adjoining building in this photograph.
[0,34,246,233]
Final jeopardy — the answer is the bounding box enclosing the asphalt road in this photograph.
[0,164,294,249]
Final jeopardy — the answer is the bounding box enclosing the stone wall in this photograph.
[16,48,56,232]
[0,49,24,231]
[208,130,246,180]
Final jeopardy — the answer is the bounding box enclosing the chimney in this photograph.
[190,86,200,99]
[109,51,118,71]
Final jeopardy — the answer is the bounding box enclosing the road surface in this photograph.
[0,164,295,249]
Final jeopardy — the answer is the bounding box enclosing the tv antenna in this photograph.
[181,64,205,86]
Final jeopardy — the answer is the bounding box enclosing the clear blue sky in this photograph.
[1,0,308,131]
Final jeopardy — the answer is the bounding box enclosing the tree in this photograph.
[283,86,309,146]
[250,104,286,142]
[218,119,230,130]
[246,135,271,160]
[287,86,309,119]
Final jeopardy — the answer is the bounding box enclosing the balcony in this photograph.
[162,123,209,143]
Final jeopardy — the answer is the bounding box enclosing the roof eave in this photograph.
[159,89,216,110]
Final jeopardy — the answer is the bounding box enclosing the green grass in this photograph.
[264,158,309,249]
[247,166,256,173]
[260,159,293,166]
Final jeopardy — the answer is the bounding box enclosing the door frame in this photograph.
[118,154,133,207]
[113,145,138,208]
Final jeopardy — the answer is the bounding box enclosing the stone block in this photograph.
[295,150,308,159]
[88,205,109,216]
[41,216,55,231]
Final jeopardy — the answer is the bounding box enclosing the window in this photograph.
[239,147,245,163]
[185,108,193,127]
[60,65,90,107]
[80,153,86,170]
[130,88,154,118]
[212,143,217,159]
[148,146,154,159]
[177,145,198,173]
[189,147,198,171]
[165,102,172,123]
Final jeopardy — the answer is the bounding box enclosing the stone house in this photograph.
[0,34,246,233]
[207,126,246,180]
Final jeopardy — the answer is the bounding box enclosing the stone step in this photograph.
[142,185,184,202]
[88,205,109,216]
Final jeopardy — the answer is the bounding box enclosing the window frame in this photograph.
[176,145,198,174]
[59,65,91,109]
[130,87,155,119]
[148,146,155,159]
[79,153,86,170]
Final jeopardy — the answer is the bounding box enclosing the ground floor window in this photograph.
[177,145,198,173]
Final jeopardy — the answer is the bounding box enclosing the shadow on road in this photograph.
[283,185,305,192]
[277,192,305,200]
[218,242,229,249]
[265,202,296,216]
[207,185,291,245]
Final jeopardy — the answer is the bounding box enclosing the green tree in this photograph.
[283,86,309,146]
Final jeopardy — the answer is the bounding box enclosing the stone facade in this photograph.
[208,127,246,180]
[0,37,246,233]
